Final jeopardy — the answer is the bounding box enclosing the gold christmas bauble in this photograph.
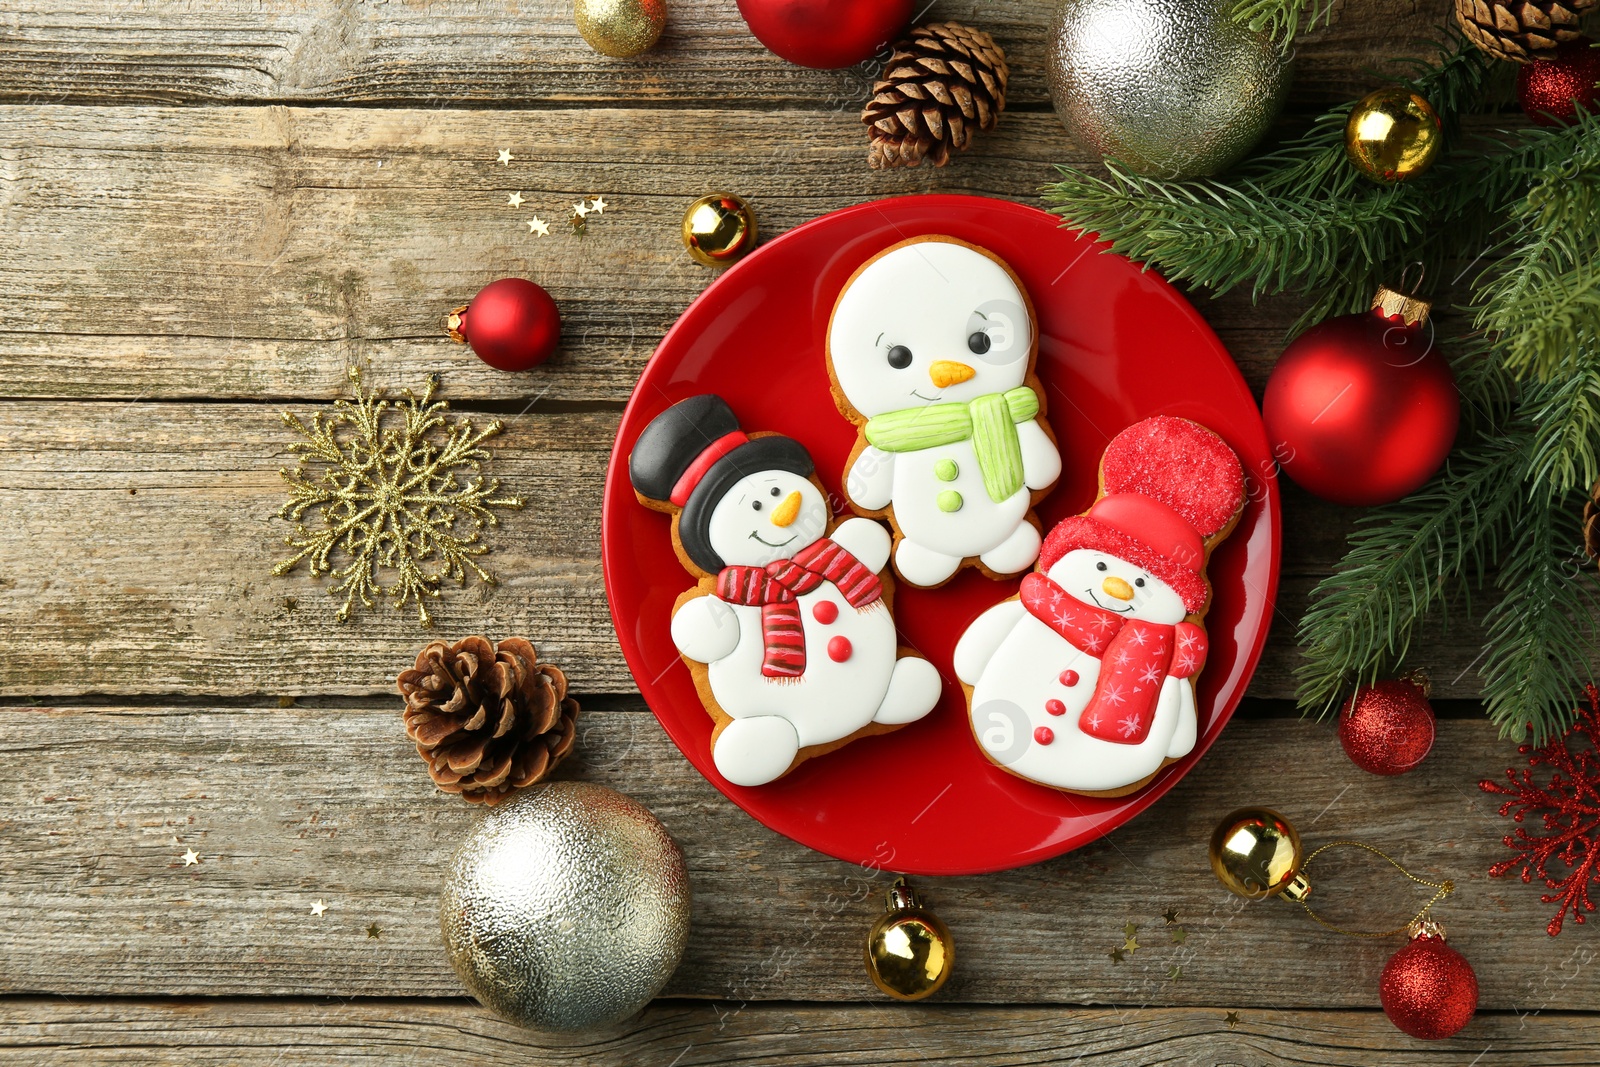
[1345,87,1442,184]
[1209,807,1312,901]
[575,0,666,58]
[865,879,953,1001]
[681,193,758,268]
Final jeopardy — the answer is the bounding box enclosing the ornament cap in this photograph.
[885,875,922,913]
[1281,872,1313,902]
[1408,917,1448,941]
[1372,286,1431,328]
[446,305,469,344]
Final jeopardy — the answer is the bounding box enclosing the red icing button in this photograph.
[1034,726,1055,745]
[827,636,852,662]
[1059,669,1079,686]
[1045,699,1066,716]
[812,601,839,624]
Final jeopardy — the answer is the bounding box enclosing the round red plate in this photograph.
[602,194,1280,875]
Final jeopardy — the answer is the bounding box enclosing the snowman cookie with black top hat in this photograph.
[630,394,942,787]
[954,416,1247,797]
[827,236,1063,589]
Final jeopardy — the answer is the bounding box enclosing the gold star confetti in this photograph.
[181,849,200,866]
[506,191,524,208]
[366,923,381,939]
[1224,1011,1241,1029]
[1163,908,1179,925]
[572,200,591,217]
[497,149,512,165]
[310,900,328,917]
[1122,921,1137,939]
[1168,965,1183,982]
[1171,926,1188,944]
[1108,946,1125,963]
[589,195,607,214]
[273,368,523,626]
[527,217,550,237]
[1123,937,1139,953]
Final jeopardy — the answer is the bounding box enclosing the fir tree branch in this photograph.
[1231,0,1335,42]
[1524,358,1600,499]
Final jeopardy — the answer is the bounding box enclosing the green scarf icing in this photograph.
[865,386,1040,503]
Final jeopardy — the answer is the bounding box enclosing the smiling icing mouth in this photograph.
[1086,588,1135,613]
[911,390,942,402]
[750,531,796,548]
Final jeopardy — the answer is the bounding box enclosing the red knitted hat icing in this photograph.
[1040,416,1246,613]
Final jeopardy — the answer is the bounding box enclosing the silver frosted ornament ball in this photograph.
[440,781,692,1032]
[1046,0,1292,179]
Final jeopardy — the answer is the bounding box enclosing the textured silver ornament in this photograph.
[1046,0,1292,179]
[440,781,692,1032]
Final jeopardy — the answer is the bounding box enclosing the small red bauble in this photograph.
[735,0,913,69]
[1517,38,1600,126]
[1339,675,1436,775]
[447,278,561,372]
[1264,288,1458,506]
[1379,925,1478,1040]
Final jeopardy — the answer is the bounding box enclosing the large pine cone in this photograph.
[863,21,1008,169]
[1454,0,1597,61]
[399,636,578,805]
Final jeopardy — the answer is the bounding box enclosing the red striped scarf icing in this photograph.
[1019,572,1206,745]
[716,539,882,678]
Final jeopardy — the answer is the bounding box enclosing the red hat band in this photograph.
[1088,494,1205,574]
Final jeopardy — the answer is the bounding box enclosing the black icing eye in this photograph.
[886,344,913,370]
[1095,561,1107,571]
[967,331,991,354]
[751,500,763,511]
[1135,577,1145,588]
[770,486,781,496]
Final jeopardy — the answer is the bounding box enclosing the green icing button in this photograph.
[937,490,963,513]
[934,458,959,482]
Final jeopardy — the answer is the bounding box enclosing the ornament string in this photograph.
[1298,841,1454,938]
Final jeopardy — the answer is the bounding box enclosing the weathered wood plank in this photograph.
[0,999,1587,1066]
[0,400,1498,699]
[0,708,1574,1008]
[0,0,1456,109]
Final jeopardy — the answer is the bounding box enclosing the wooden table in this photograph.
[3,2,1596,1062]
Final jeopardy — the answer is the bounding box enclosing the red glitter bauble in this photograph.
[449,278,561,372]
[1517,39,1600,127]
[735,0,913,69]
[1379,929,1478,1040]
[1263,299,1459,506]
[1339,676,1436,775]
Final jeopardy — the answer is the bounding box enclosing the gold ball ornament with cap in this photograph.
[682,193,758,268]
[1345,87,1443,183]
[865,878,954,1001]
[574,0,667,58]
[1209,806,1313,901]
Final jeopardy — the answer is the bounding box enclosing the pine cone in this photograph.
[863,21,1008,169]
[1585,481,1600,560]
[1454,0,1597,61]
[399,636,578,805]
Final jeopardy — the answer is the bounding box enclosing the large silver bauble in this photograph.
[1046,0,1292,179]
[439,781,692,1032]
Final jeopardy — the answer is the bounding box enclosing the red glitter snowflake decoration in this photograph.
[1481,686,1600,936]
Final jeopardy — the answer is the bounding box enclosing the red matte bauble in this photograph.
[1263,306,1459,506]
[736,0,913,69]
[1380,931,1478,1040]
[1517,39,1600,126]
[1338,677,1436,775]
[450,278,561,372]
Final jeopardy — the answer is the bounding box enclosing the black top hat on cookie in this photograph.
[629,394,814,574]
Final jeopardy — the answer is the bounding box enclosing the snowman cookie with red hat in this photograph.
[630,394,942,788]
[953,416,1247,796]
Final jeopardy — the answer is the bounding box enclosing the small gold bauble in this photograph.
[1345,87,1442,184]
[865,878,953,1001]
[575,0,666,58]
[681,193,758,268]
[1209,806,1312,901]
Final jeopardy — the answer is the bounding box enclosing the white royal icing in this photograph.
[830,239,1061,585]
[954,549,1199,793]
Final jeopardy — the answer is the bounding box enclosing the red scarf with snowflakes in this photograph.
[716,539,881,678]
[1019,572,1207,744]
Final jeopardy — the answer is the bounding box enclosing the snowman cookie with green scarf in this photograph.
[826,236,1062,588]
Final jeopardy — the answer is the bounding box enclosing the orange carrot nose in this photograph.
[1102,576,1135,601]
[929,360,976,389]
[771,491,802,527]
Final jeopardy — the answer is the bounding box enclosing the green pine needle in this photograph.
[1231,0,1335,42]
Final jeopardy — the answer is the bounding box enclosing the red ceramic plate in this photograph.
[602,194,1279,876]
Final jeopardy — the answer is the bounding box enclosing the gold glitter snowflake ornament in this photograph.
[273,369,523,626]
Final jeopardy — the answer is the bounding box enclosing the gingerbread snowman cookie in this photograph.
[629,394,942,787]
[826,236,1062,589]
[953,416,1246,797]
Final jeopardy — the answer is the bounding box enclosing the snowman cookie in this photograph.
[953,416,1246,797]
[826,236,1062,589]
[629,394,942,788]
